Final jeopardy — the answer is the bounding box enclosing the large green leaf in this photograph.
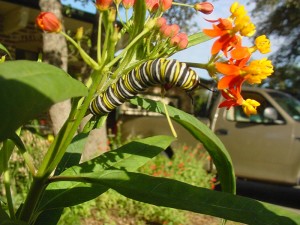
[129,97,235,194]
[71,170,300,225]
[36,135,174,212]
[0,60,88,141]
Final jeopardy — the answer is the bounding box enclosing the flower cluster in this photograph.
[35,1,272,116]
[204,2,273,116]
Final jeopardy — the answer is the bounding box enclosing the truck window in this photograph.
[268,92,300,122]
[226,91,284,124]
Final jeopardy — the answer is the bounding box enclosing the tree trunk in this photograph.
[39,0,71,135]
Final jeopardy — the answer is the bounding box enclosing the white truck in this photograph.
[118,87,300,185]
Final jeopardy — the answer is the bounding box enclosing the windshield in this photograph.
[269,92,300,122]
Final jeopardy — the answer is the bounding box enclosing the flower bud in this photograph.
[36,12,62,33]
[95,0,113,11]
[122,0,136,9]
[170,32,188,49]
[160,0,172,12]
[156,17,167,28]
[108,8,116,22]
[177,32,188,49]
[75,27,84,41]
[194,2,214,15]
[161,24,180,38]
[146,0,159,12]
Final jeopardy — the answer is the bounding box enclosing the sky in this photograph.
[61,0,271,79]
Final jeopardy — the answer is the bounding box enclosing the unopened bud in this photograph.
[161,24,180,38]
[75,27,83,41]
[108,8,116,22]
[194,2,214,15]
[156,17,167,28]
[95,0,113,11]
[146,0,159,12]
[160,0,172,12]
[122,0,136,9]
[36,12,62,33]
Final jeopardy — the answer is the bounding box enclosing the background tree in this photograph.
[39,0,71,135]
[251,0,300,97]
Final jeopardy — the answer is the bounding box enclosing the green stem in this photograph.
[106,28,151,68]
[97,13,103,64]
[61,32,100,70]
[2,140,15,219]
[163,102,177,138]
[172,1,193,8]
[10,133,36,175]
[18,69,105,223]
[4,170,15,219]
[185,62,208,70]
[18,177,46,222]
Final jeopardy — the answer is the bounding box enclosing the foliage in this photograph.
[0,1,300,225]
[251,0,300,96]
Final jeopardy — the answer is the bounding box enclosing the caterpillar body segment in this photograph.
[89,58,201,116]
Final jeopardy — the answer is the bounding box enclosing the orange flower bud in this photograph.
[122,0,136,9]
[170,32,188,49]
[36,12,62,33]
[146,0,159,12]
[194,2,214,15]
[95,0,113,11]
[160,0,172,12]
[156,17,167,28]
[160,24,180,38]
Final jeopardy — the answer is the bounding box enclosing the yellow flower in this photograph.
[255,35,271,54]
[243,58,274,84]
[230,2,256,37]
[47,134,55,143]
[240,22,256,37]
[242,99,260,116]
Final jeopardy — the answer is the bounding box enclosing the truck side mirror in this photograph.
[263,107,284,124]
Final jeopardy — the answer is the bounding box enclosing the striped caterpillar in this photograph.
[89,58,201,116]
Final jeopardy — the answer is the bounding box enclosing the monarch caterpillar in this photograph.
[89,58,201,116]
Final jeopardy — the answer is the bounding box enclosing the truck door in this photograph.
[213,90,294,184]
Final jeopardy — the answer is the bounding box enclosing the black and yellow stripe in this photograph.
[89,58,200,116]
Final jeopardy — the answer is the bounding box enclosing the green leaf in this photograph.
[188,32,211,48]
[0,43,11,58]
[80,170,300,225]
[0,60,88,141]
[36,135,174,211]
[129,97,235,194]
[54,132,89,176]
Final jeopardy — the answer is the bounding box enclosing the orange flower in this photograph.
[36,12,61,33]
[218,84,244,109]
[216,57,273,86]
[203,18,242,56]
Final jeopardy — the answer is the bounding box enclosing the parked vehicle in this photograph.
[115,87,300,185]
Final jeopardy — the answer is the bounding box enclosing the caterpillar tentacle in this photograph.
[89,58,201,116]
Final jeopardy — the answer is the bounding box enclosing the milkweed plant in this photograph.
[0,1,299,225]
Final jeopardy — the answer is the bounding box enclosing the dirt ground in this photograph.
[82,211,244,225]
